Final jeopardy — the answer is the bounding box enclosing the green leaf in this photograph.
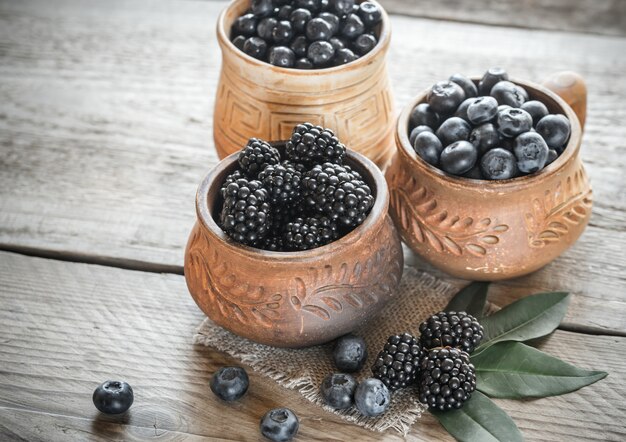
[472,341,607,399]
[445,282,490,319]
[432,391,523,442]
[474,292,570,356]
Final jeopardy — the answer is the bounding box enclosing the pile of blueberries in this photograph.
[409,67,572,180]
[230,0,383,69]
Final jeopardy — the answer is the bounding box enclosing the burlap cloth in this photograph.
[193,267,459,435]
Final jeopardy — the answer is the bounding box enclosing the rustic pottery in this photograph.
[385,72,591,281]
[213,0,395,167]
[184,144,404,348]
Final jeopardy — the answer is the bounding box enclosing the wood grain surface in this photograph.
[1,251,625,441]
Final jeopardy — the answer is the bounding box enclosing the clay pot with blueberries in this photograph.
[385,71,592,281]
[213,0,396,167]
[184,142,403,348]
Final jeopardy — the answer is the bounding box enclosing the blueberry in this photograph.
[469,123,500,156]
[251,0,274,17]
[478,67,509,95]
[440,141,477,175]
[233,13,258,37]
[454,97,478,122]
[268,46,295,68]
[321,373,357,409]
[333,47,357,65]
[260,408,299,442]
[409,125,434,145]
[536,114,571,149]
[463,165,484,180]
[92,380,134,414]
[414,131,443,166]
[290,35,308,57]
[308,40,335,66]
[306,17,333,41]
[333,334,368,372]
[521,100,549,126]
[449,74,477,98]
[358,1,382,27]
[497,107,533,138]
[491,81,526,108]
[340,13,365,39]
[428,81,466,115]
[272,21,294,45]
[328,0,354,15]
[294,0,323,13]
[354,378,390,417]
[435,116,471,146]
[289,8,312,34]
[546,148,559,165]
[318,12,340,34]
[498,104,512,114]
[232,35,246,50]
[352,33,376,55]
[410,103,440,130]
[295,57,314,69]
[480,148,518,180]
[243,36,268,59]
[467,96,498,125]
[329,36,347,51]
[210,366,250,401]
[257,17,278,41]
[514,132,549,174]
[277,5,294,20]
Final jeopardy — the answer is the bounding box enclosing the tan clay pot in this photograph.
[385,72,592,281]
[184,144,403,348]
[213,0,395,167]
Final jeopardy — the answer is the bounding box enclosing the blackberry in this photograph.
[302,163,374,227]
[418,347,476,411]
[371,333,425,391]
[220,178,272,246]
[238,138,281,178]
[283,216,338,250]
[419,311,484,354]
[258,161,303,206]
[286,123,346,166]
[220,169,246,198]
[262,234,285,251]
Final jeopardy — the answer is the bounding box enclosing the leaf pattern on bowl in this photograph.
[525,166,593,248]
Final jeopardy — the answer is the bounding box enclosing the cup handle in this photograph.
[541,71,587,130]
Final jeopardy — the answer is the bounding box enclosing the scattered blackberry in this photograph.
[418,347,476,411]
[286,123,346,166]
[419,311,484,354]
[258,161,303,206]
[302,163,374,227]
[220,178,272,246]
[371,333,425,391]
[238,138,281,178]
[282,216,338,250]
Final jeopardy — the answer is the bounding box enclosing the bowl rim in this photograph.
[216,0,391,76]
[395,77,583,192]
[195,142,389,261]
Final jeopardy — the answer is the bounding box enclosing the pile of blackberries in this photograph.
[230,0,383,69]
[219,123,375,251]
[409,67,572,180]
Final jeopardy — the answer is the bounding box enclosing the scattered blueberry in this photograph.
[409,125,434,146]
[521,100,549,126]
[469,123,500,156]
[268,46,295,68]
[536,114,571,149]
[480,148,518,180]
[436,116,471,146]
[260,408,299,442]
[491,80,526,108]
[333,334,368,372]
[497,107,533,138]
[428,81,466,115]
[414,131,444,166]
[358,1,383,27]
[440,140,478,175]
[354,378,390,417]
[243,36,268,59]
[449,74,478,98]
[210,366,250,401]
[478,66,508,95]
[341,13,365,39]
[410,103,440,130]
[92,380,134,414]
[308,40,335,66]
[467,96,498,125]
[353,33,377,55]
[321,373,357,409]
[514,132,549,173]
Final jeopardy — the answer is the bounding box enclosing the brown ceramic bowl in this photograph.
[213,0,395,168]
[385,72,592,281]
[184,143,403,348]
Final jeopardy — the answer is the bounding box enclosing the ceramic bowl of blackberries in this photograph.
[386,69,592,281]
[184,123,404,348]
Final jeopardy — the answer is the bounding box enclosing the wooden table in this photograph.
[1,0,625,440]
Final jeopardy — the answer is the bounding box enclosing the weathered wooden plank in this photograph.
[1,0,626,333]
[0,252,624,441]
[380,0,626,36]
